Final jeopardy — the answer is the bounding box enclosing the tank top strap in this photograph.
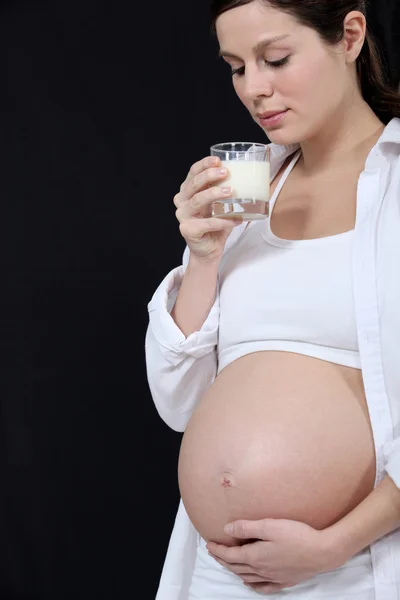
[269,149,302,212]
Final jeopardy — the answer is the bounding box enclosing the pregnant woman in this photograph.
[145,1,400,598]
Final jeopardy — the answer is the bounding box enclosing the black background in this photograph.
[0,1,398,598]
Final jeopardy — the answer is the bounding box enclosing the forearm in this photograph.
[171,257,220,337]
[326,475,400,560]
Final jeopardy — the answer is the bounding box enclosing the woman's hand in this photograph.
[174,156,241,265]
[206,518,345,594]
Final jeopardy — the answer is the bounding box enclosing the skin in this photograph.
[199,1,400,594]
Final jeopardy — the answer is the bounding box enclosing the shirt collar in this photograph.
[376,117,400,146]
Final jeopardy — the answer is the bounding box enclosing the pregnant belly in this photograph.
[178,352,376,546]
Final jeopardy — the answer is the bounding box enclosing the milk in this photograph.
[217,160,270,202]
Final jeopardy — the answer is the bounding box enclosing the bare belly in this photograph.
[178,352,376,546]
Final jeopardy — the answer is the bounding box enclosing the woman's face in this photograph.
[215,1,359,145]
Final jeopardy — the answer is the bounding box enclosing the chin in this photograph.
[263,117,316,147]
[263,127,301,147]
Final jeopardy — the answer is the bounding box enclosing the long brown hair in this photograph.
[210,0,400,124]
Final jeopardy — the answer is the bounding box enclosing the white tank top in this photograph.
[217,149,361,373]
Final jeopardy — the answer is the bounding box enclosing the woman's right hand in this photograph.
[174,156,242,265]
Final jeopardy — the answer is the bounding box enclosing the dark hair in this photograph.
[210,0,400,124]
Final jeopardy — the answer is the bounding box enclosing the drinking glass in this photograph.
[210,142,270,220]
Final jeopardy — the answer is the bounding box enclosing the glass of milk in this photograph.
[210,142,270,220]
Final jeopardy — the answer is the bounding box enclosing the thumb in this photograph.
[224,518,276,540]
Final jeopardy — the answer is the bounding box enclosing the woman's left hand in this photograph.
[206,518,346,594]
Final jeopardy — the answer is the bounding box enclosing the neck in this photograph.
[298,97,385,174]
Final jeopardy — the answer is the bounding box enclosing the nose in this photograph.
[242,65,273,101]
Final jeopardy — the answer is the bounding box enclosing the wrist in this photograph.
[321,524,356,568]
[322,475,400,566]
[188,254,221,271]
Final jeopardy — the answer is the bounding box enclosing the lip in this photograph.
[257,109,289,127]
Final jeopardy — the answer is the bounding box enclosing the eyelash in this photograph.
[231,56,290,76]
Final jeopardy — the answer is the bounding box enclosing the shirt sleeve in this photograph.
[145,223,248,432]
[145,246,219,432]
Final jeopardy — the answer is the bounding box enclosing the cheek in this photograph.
[232,81,249,106]
[283,60,341,110]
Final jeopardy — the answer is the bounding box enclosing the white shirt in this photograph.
[145,118,400,600]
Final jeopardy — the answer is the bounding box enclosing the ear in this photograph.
[342,11,366,63]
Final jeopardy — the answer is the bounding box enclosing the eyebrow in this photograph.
[219,35,290,59]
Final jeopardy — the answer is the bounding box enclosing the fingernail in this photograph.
[221,187,231,194]
[224,524,234,534]
[219,168,227,175]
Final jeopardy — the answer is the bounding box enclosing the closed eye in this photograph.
[232,56,290,76]
[231,66,245,77]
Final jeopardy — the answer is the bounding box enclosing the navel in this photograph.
[221,472,235,489]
